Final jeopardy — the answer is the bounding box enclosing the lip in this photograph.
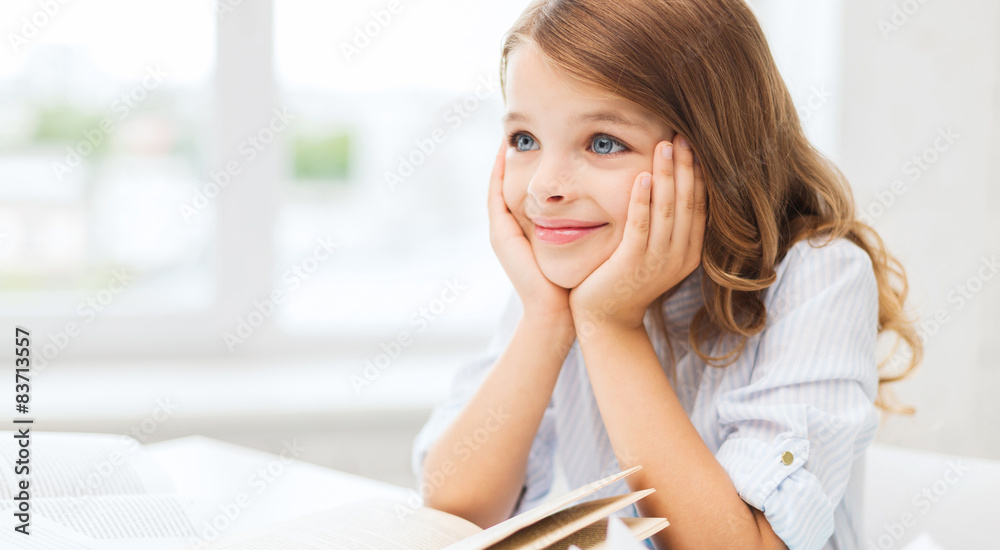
[530,217,606,229]
[530,217,608,245]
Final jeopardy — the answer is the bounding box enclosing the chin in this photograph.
[536,258,592,289]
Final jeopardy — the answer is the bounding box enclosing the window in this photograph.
[0,0,214,315]
[1,0,841,362]
[749,0,842,159]
[269,0,535,343]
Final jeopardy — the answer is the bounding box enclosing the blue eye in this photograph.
[506,131,630,156]
[590,134,627,156]
[510,133,539,152]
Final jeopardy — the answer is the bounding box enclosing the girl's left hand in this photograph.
[568,135,707,332]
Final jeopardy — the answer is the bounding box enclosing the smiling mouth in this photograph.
[533,223,608,245]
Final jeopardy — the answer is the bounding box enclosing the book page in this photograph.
[0,431,174,499]
[0,514,98,550]
[485,490,655,550]
[560,517,668,550]
[0,494,203,550]
[193,498,482,550]
[444,465,643,550]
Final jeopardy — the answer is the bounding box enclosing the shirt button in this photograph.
[781,451,794,465]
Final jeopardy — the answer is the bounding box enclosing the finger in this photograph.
[621,171,652,257]
[648,140,675,256]
[670,134,696,250]
[487,137,522,240]
[487,140,508,222]
[690,156,708,260]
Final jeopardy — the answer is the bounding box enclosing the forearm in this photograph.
[577,325,775,550]
[421,313,575,528]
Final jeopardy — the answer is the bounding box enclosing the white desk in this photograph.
[146,435,414,536]
[147,437,999,549]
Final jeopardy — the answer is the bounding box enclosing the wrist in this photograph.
[522,305,573,328]
[519,310,577,352]
[573,312,648,350]
[570,304,646,335]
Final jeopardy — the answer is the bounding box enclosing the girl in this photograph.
[412,1,922,549]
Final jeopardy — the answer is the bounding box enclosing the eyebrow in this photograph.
[501,110,650,130]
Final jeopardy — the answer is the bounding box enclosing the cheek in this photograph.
[598,179,634,229]
[501,166,529,212]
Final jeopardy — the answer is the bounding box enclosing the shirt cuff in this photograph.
[716,435,835,550]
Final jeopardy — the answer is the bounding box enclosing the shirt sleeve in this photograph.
[410,290,559,518]
[712,238,881,550]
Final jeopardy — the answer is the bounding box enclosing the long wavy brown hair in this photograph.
[499,0,922,415]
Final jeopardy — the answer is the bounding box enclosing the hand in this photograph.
[568,135,707,332]
[487,137,574,328]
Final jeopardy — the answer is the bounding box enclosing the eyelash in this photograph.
[505,131,632,157]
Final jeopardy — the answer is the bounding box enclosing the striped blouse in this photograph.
[412,235,881,550]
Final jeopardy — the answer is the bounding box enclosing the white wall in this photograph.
[838,0,1000,459]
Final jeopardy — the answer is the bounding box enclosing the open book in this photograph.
[0,431,206,550]
[0,431,667,549]
[196,464,668,550]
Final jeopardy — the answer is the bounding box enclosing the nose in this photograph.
[528,181,564,203]
[527,155,579,204]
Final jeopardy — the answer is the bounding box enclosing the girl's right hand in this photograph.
[487,137,575,330]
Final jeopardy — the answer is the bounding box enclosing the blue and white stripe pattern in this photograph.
[412,236,881,550]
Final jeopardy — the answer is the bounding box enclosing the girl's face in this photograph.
[502,42,675,289]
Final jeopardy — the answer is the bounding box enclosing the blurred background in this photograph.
[0,0,996,514]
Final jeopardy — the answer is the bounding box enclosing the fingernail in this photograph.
[676,135,688,149]
[661,143,673,160]
[641,174,651,188]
